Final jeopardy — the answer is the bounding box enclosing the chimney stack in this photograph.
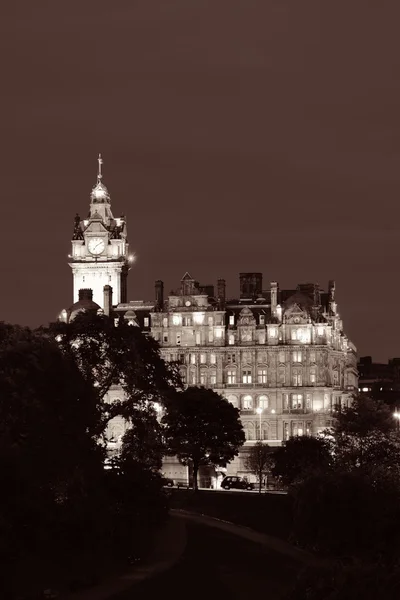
[103,285,113,316]
[155,280,164,310]
[79,288,93,301]
[270,282,278,316]
[217,278,226,306]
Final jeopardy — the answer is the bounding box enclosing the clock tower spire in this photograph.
[69,155,130,309]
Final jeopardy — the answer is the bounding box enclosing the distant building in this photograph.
[358,356,400,407]
[60,158,358,481]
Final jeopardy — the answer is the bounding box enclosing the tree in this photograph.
[330,396,400,472]
[47,312,182,431]
[0,323,106,594]
[290,469,400,563]
[272,436,332,487]
[245,442,274,494]
[162,387,245,490]
[119,406,165,472]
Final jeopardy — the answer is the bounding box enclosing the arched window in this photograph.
[226,394,238,408]
[245,423,255,441]
[242,395,253,410]
[258,395,269,410]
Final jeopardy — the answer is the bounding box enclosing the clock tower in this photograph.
[69,155,130,308]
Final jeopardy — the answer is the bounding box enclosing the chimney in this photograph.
[217,278,226,306]
[270,281,278,316]
[155,280,164,310]
[328,280,337,314]
[103,285,113,316]
[79,288,93,301]
[239,273,262,299]
[314,283,321,307]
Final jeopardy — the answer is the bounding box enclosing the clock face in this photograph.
[88,237,105,255]
[185,301,191,307]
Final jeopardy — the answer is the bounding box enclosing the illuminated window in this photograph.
[269,327,277,338]
[173,314,182,326]
[242,370,252,384]
[183,316,192,326]
[259,315,265,325]
[227,395,238,407]
[283,393,289,411]
[283,422,289,440]
[306,393,312,411]
[292,372,302,387]
[144,317,149,327]
[258,395,269,409]
[310,369,316,384]
[257,369,267,384]
[200,373,206,385]
[310,351,316,363]
[163,317,168,327]
[291,329,297,341]
[227,370,236,384]
[208,316,214,326]
[317,326,324,336]
[193,312,204,325]
[306,421,312,435]
[279,368,286,385]
[190,353,196,365]
[190,372,196,385]
[210,353,216,364]
[180,370,186,384]
[210,371,217,385]
[298,328,311,343]
[291,394,303,410]
[242,395,253,410]
[208,330,214,342]
[196,331,201,345]
[333,371,339,385]
[292,421,304,436]
[200,354,206,364]
[215,328,223,338]
[292,351,302,363]
[229,335,235,345]
[229,315,235,325]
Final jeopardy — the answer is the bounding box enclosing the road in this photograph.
[111,518,302,600]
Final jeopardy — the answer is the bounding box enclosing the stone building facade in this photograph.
[62,158,358,480]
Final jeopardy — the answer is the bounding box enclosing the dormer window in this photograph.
[259,315,265,326]
[229,315,235,325]
[144,317,149,327]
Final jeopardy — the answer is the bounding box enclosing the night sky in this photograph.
[2,1,400,362]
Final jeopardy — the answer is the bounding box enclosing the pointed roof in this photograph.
[181,271,194,281]
[90,154,111,204]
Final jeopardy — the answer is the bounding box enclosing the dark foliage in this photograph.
[272,435,332,487]
[162,387,245,490]
[330,396,400,472]
[48,312,182,427]
[120,406,165,472]
[287,562,400,600]
[290,469,400,563]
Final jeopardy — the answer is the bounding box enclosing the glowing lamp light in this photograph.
[256,407,263,415]
[128,254,135,263]
[394,411,400,420]
[271,409,276,414]
[362,387,369,392]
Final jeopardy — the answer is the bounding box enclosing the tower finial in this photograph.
[97,153,103,182]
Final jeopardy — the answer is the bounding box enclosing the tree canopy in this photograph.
[162,387,245,490]
[330,396,400,472]
[272,435,333,487]
[245,442,274,493]
[48,312,182,428]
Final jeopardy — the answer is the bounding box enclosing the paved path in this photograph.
[109,510,326,600]
[65,510,325,600]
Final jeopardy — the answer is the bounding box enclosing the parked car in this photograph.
[220,476,255,491]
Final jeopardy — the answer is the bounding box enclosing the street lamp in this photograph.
[256,407,263,441]
[394,410,400,432]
